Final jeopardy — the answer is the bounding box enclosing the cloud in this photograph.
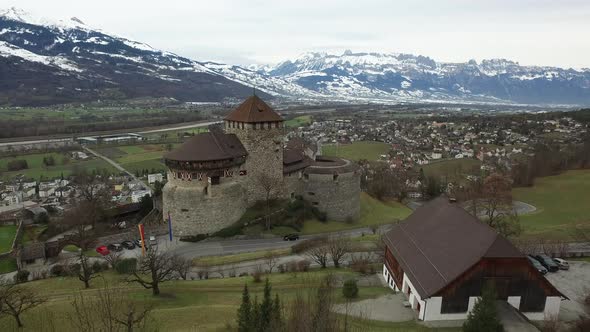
[4,0,590,67]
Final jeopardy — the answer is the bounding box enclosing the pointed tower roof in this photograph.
[224,95,283,123]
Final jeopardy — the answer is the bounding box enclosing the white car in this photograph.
[149,235,157,247]
[553,258,569,270]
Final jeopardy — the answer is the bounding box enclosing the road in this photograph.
[138,121,221,134]
[82,146,150,190]
[116,224,394,260]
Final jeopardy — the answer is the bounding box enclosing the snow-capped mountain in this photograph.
[262,51,590,105]
[2,8,590,106]
[0,7,284,105]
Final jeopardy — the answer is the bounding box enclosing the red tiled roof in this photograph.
[224,95,283,123]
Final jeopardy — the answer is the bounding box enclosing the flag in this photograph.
[138,224,146,256]
[168,212,173,241]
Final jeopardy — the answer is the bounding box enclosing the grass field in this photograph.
[95,143,177,175]
[301,193,411,234]
[0,268,458,332]
[285,115,312,128]
[323,141,391,161]
[0,152,117,181]
[193,248,292,266]
[420,158,481,182]
[513,170,590,240]
[0,225,17,253]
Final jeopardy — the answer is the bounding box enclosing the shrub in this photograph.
[179,234,208,242]
[311,207,327,222]
[342,279,359,299]
[212,223,243,238]
[50,264,66,277]
[278,264,286,273]
[68,263,81,276]
[14,270,30,283]
[286,261,298,273]
[350,260,370,275]
[92,261,104,273]
[239,272,249,277]
[114,258,137,274]
[297,260,311,272]
[7,159,28,171]
[252,265,264,283]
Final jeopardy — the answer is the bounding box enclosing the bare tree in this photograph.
[170,255,192,280]
[327,237,351,268]
[104,250,123,269]
[256,173,279,230]
[305,245,330,269]
[127,247,177,295]
[62,202,102,289]
[70,283,153,332]
[0,281,46,328]
[265,251,279,273]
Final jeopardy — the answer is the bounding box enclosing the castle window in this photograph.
[210,176,220,185]
[304,173,309,180]
[312,202,319,206]
[253,123,257,130]
[333,174,339,181]
[268,122,272,129]
[308,192,315,196]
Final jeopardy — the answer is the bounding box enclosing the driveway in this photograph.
[545,261,590,322]
[332,292,416,322]
[496,301,539,332]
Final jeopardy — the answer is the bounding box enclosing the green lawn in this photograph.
[301,193,411,234]
[285,115,312,128]
[0,268,456,332]
[0,151,117,181]
[0,257,17,274]
[323,141,391,161]
[193,248,292,266]
[0,225,17,253]
[420,158,481,182]
[513,170,590,240]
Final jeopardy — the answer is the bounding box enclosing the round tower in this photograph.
[224,95,285,204]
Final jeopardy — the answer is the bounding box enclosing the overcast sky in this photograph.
[5,0,590,68]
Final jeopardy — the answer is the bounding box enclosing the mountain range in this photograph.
[1,7,590,106]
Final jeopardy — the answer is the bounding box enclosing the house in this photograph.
[38,187,55,198]
[147,173,164,184]
[131,189,152,203]
[2,192,22,206]
[382,197,565,321]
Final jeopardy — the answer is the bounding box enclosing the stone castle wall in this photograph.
[301,171,361,222]
[162,169,248,236]
[226,122,285,204]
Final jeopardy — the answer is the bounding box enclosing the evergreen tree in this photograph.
[463,285,504,332]
[259,278,273,331]
[251,296,260,332]
[271,293,282,329]
[237,284,252,332]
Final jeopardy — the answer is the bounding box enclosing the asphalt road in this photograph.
[116,224,394,260]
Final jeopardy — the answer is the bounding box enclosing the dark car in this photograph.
[283,233,300,241]
[534,254,559,272]
[107,243,123,252]
[527,256,548,274]
[122,240,136,250]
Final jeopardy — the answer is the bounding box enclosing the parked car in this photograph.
[96,245,110,256]
[535,254,559,272]
[527,256,548,274]
[149,235,157,247]
[283,233,300,241]
[122,240,136,250]
[107,243,123,252]
[553,258,569,270]
[134,239,142,248]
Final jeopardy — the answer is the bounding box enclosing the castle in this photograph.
[162,95,360,237]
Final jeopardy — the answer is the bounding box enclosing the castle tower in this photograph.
[224,95,284,204]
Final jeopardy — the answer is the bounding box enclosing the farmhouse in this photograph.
[382,197,565,321]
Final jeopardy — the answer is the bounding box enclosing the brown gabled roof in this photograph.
[383,196,525,298]
[164,127,247,162]
[224,95,283,123]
